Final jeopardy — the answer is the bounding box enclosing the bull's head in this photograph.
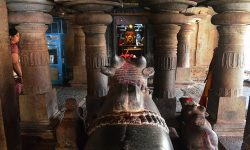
[100,56,155,113]
[183,104,209,126]
[180,97,209,126]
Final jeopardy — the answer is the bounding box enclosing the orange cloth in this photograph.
[199,71,213,107]
[199,48,218,108]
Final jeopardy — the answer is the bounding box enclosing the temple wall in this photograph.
[189,7,219,82]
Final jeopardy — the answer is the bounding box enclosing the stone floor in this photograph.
[55,83,250,150]
[219,136,243,150]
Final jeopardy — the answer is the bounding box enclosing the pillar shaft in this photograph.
[17,24,52,94]
[73,25,86,66]
[214,25,246,96]
[63,16,75,80]
[75,12,112,122]
[85,24,109,97]
[69,25,87,86]
[0,0,21,149]
[77,12,112,99]
[176,23,195,86]
[154,24,179,99]
[151,12,188,122]
[177,24,195,68]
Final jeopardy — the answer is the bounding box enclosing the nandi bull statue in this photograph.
[180,97,218,150]
[84,56,173,150]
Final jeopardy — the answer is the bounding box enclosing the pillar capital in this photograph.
[181,23,196,31]
[208,0,250,13]
[8,11,53,25]
[62,14,76,24]
[16,24,48,33]
[7,0,54,25]
[77,12,113,26]
[7,0,54,12]
[140,0,196,12]
[212,12,250,25]
[151,12,188,25]
[64,0,121,12]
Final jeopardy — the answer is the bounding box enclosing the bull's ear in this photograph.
[198,105,206,112]
[101,67,116,77]
[142,67,154,77]
[205,112,209,117]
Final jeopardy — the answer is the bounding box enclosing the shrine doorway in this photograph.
[111,15,153,64]
[116,23,145,57]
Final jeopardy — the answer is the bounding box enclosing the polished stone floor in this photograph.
[55,83,250,150]
[56,83,250,112]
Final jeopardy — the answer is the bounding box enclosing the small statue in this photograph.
[180,97,218,150]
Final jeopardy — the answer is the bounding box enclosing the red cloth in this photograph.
[15,78,23,95]
[10,44,19,54]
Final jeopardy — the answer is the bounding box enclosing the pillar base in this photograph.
[207,93,246,137]
[69,66,87,87]
[153,97,176,125]
[19,88,62,149]
[176,67,194,88]
[21,121,57,150]
[213,123,245,137]
[175,67,194,87]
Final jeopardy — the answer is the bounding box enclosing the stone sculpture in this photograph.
[84,56,173,150]
[180,97,218,150]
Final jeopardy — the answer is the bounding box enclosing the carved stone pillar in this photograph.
[153,22,180,121]
[78,13,112,122]
[7,0,61,149]
[64,1,121,123]
[140,0,197,124]
[63,15,76,81]
[0,0,21,149]
[176,23,195,87]
[206,0,250,137]
[177,24,194,68]
[69,25,87,87]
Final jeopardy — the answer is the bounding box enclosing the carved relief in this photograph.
[20,51,50,66]
[154,89,176,99]
[88,89,108,98]
[155,56,177,71]
[218,88,242,97]
[221,52,244,69]
[86,56,108,69]
[179,44,190,53]
[88,111,168,135]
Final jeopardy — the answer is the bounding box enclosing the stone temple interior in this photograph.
[1,0,250,149]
